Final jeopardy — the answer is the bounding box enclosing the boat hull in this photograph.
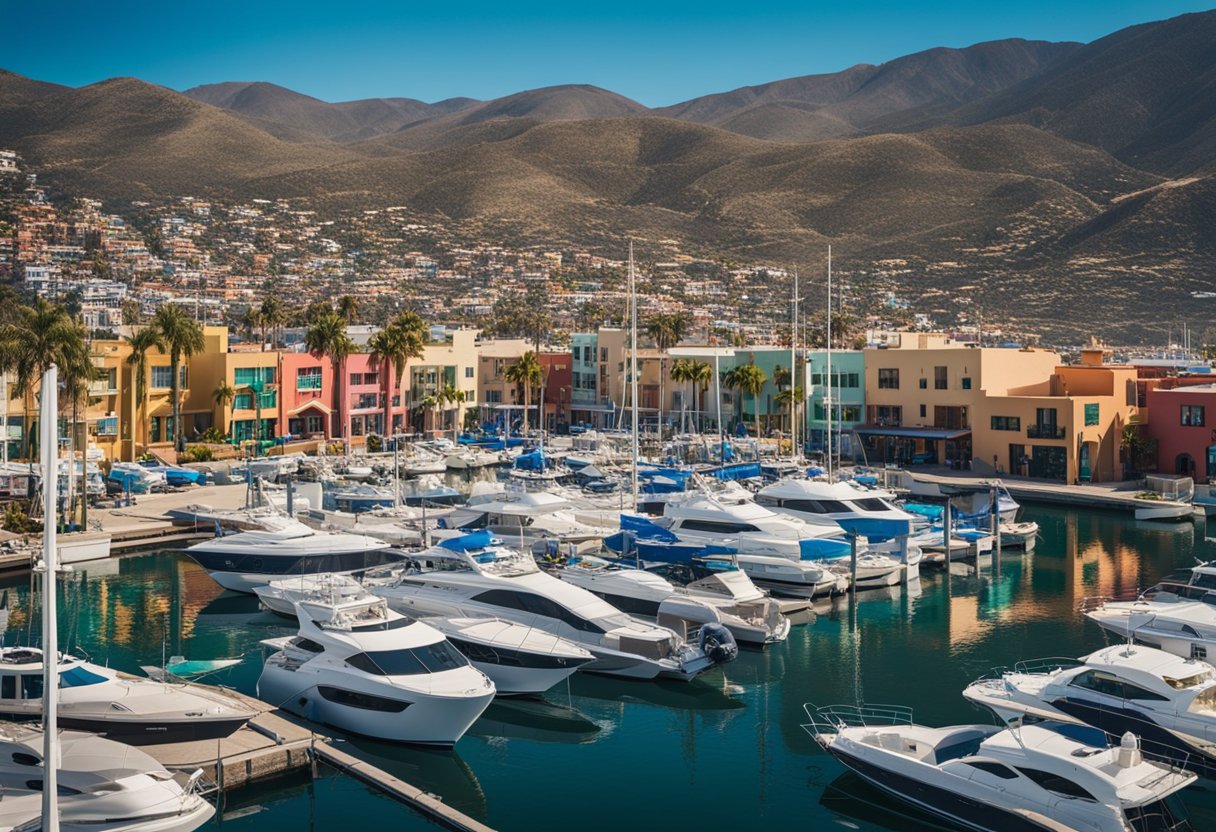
[0,710,251,745]
[186,548,404,594]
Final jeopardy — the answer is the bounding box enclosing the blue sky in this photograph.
[4,1,1211,106]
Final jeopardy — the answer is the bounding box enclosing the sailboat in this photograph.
[28,365,215,832]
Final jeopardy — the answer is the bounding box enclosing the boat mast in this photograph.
[826,245,833,481]
[790,267,798,462]
[40,364,61,832]
[629,243,639,512]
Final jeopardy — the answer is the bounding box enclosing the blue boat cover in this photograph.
[514,450,548,471]
[903,503,943,520]
[798,537,853,560]
[620,513,681,543]
[834,516,913,541]
[438,529,495,552]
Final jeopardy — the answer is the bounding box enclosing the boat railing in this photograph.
[974,656,1083,681]
[1078,595,1116,614]
[801,702,914,742]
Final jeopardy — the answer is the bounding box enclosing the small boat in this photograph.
[0,646,255,744]
[803,703,1196,832]
[257,592,495,745]
[1083,590,1216,663]
[964,644,1216,778]
[106,461,166,493]
[138,459,207,486]
[445,449,501,470]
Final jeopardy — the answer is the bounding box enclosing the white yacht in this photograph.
[0,722,214,832]
[756,478,913,533]
[0,646,255,744]
[368,531,723,680]
[804,704,1196,832]
[964,644,1216,779]
[438,483,615,553]
[1084,593,1216,663]
[554,555,787,646]
[182,515,399,593]
[445,448,501,470]
[257,593,495,746]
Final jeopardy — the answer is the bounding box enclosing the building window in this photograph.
[305,414,325,434]
[1084,403,1100,426]
[878,368,899,389]
[934,366,947,390]
[1182,405,1205,426]
[870,405,901,426]
[150,366,184,389]
[919,378,927,390]
[962,377,972,390]
[485,390,502,404]
[600,347,608,362]
[991,416,1021,431]
[95,417,118,436]
[297,367,323,390]
[465,366,474,378]
[839,405,861,422]
[919,404,926,418]
[234,367,275,387]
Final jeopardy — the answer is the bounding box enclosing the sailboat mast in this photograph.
[629,243,639,510]
[791,268,798,462]
[41,364,60,832]
[826,246,833,480]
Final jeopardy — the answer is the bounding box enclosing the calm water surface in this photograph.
[8,505,1216,831]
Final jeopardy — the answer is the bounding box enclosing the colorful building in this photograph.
[1145,382,1216,481]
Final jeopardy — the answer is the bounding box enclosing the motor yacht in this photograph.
[257,592,495,746]
[182,514,400,593]
[803,703,1196,832]
[0,646,255,744]
[0,722,214,832]
[438,483,615,554]
[964,644,1216,778]
[367,531,724,680]
[756,478,913,534]
[1084,593,1216,663]
[558,555,789,646]
[445,448,501,470]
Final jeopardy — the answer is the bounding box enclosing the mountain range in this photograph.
[2,9,1215,341]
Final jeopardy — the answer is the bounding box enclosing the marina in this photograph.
[8,493,1216,831]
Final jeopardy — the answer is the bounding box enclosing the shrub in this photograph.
[366,434,383,452]
[2,504,40,534]
[182,445,214,463]
[200,426,228,443]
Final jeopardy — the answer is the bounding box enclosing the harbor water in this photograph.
[8,504,1216,831]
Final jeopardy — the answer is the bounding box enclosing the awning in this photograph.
[287,400,333,417]
[853,426,971,441]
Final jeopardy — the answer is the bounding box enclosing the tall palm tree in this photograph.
[670,358,692,434]
[212,380,235,438]
[438,384,466,437]
[0,298,86,462]
[305,311,355,441]
[151,304,205,453]
[775,385,805,446]
[368,311,427,438]
[124,327,163,455]
[338,295,359,325]
[504,351,543,435]
[646,312,689,437]
[733,363,767,439]
[242,306,264,346]
[260,296,286,348]
[688,360,713,433]
[60,336,98,528]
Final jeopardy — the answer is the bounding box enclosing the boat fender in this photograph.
[698,622,738,664]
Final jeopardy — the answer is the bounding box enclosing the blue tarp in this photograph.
[703,462,762,482]
[620,513,680,543]
[514,450,548,472]
[438,529,495,552]
[798,537,853,560]
[834,516,913,541]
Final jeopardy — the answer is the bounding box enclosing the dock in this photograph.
[314,742,496,832]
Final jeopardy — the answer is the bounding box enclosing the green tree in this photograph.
[504,351,543,434]
[1121,423,1149,475]
[438,384,467,435]
[212,380,235,438]
[120,299,142,326]
[305,311,355,441]
[260,295,286,348]
[775,385,805,441]
[368,311,427,438]
[338,295,359,325]
[732,362,767,439]
[151,304,205,452]
[124,327,163,454]
[688,360,713,433]
[646,312,689,437]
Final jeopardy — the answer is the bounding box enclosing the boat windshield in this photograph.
[59,666,107,688]
[346,642,469,676]
[1192,571,1216,590]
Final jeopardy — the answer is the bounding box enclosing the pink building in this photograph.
[1145,383,1216,481]
[279,352,337,440]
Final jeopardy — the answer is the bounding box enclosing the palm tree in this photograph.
[242,306,264,346]
[438,384,466,437]
[646,312,689,437]
[56,328,96,528]
[151,304,205,453]
[0,298,87,461]
[504,351,543,435]
[212,380,235,438]
[368,311,428,438]
[721,365,743,431]
[670,358,693,434]
[305,311,355,441]
[733,363,767,439]
[775,385,805,447]
[338,295,359,325]
[688,360,713,433]
[260,296,286,348]
[124,327,162,455]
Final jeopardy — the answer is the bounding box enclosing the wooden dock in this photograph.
[313,742,497,832]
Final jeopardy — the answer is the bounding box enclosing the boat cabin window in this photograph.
[679,519,761,534]
[317,686,408,712]
[294,638,324,653]
[472,589,606,634]
[11,752,39,766]
[964,761,1018,779]
[20,674,42,700]
[1164,671,1212,689]
[59,666,107,688]
[0,675,13,699]
[346,644,469,676]
[23,780,82,796]
[1069,670,1169,701]
[1192,572,1216,590]
[853,498,891,512]
[1014,767,1097,801]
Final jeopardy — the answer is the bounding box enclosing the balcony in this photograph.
[1027,424,1066,439]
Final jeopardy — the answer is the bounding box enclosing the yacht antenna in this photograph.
[629,242,639,514]
[39,364,61,832]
